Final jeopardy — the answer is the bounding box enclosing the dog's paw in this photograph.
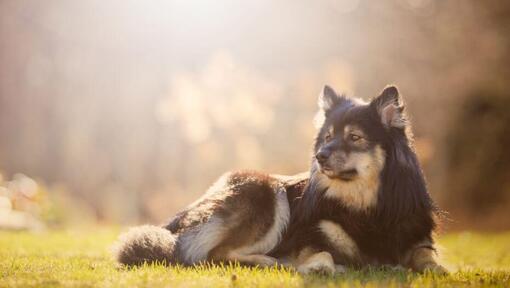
[421,263,448,275]
[335,264,347,274]
[298,261,335,275]
[254,255,278,267]
[297,252,335,275]
[380,264,407,272]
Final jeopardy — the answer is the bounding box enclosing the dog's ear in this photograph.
[315,85,349,128]
[318,85,342,112]
[371,85,406,129]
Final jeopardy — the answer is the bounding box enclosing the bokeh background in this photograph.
[0,0,509,230]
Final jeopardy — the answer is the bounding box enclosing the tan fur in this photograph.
[319,145,385,210]
[295,246,316,265]
[318,220,360,261]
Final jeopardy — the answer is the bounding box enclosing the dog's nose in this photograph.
[315,151,329,164]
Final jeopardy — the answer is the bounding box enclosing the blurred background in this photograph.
[0,0,509,230]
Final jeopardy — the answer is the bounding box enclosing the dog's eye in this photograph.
[324,132,333,142]
[349,133,362,142]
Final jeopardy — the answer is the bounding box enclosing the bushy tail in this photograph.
[112,225,178,266]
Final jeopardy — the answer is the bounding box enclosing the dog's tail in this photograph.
[112,225,178,266]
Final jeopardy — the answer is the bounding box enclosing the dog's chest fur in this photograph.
[312,199,431,264]
[314,201,398,264]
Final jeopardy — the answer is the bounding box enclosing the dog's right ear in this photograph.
[318,85,341,113]
[315,85,348,128]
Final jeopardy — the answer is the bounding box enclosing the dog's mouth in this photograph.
[337,169,358,181]
[320,166,358,181]
[320,165,334,174]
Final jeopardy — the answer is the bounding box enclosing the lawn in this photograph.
[1,227,509,287]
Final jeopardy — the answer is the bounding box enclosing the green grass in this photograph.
[1,227,509,287]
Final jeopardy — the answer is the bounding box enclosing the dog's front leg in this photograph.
[404,241,448,274]
[293,247,344,275]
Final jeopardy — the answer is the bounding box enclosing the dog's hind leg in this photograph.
[228,252,277,267]
[229,254,277,267]
[207,181,290,268]
[208,248,277,267]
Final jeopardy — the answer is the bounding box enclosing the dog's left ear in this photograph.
[371,85,406,129]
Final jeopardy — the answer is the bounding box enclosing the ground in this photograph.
[1,227,509,287]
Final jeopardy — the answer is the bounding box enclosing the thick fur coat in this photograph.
[112,85,446,274]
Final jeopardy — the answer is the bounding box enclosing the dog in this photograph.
[270,85,446,274]
[113,85,446,274]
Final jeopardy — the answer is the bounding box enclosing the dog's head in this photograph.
[312,84,410,209]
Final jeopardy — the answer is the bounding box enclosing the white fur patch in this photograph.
[271,172,309,184]
[178,216,226,265]
[318,145,385,210]
[229,186,290,256]
[319,220,359,260]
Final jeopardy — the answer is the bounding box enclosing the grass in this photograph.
[1,227,509,287]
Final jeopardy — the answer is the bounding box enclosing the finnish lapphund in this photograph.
[113,85,447,274]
